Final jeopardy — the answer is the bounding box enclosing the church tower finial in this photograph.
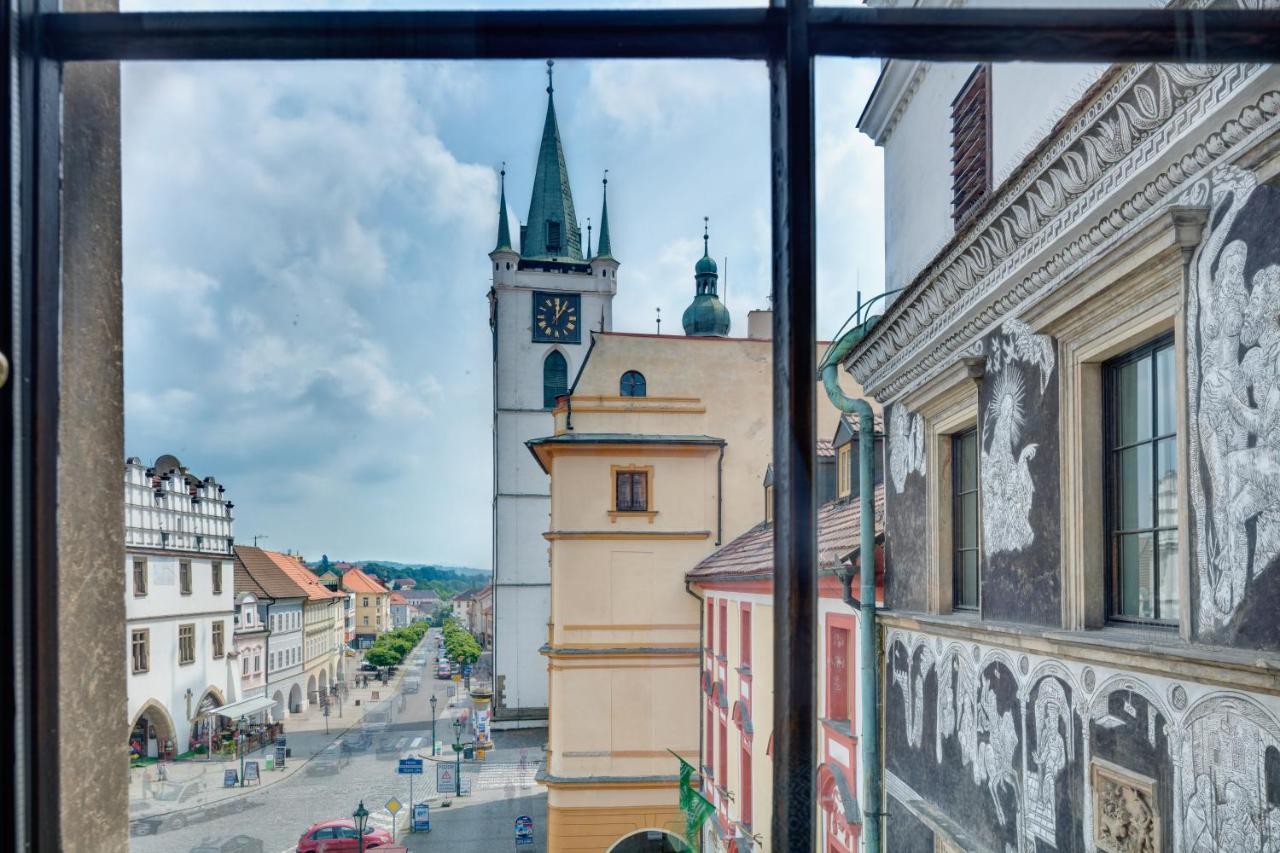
[523,59,582,261]
[596,170,614,260]
[493,162,514,253]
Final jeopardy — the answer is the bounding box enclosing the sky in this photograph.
[121,4,885,569]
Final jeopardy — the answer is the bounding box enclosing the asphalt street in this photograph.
[130,638,547,853]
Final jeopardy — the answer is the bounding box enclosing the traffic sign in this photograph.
[386,797,402,815]
[413,802,431,832]
[398,758,424,775]
[436,763,456,791]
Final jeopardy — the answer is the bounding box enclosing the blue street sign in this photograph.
[398,758,424,775]
[413,802,430,832]
[462,664,473,676]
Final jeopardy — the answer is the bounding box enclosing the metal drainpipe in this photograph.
[819,318,882,853]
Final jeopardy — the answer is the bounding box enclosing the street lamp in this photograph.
[429,694,438,756]
[451,717,464,797]
[353,800,369,853]
[237,714,247,787]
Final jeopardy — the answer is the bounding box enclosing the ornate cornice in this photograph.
[847,63,1277,400]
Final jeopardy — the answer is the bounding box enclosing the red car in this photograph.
[295,819,393,852]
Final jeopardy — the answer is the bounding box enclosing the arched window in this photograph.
[620,370,647,398]
[543,351,568,409]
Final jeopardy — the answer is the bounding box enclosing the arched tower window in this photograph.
[620,370,647,398]
[543,351,568,409]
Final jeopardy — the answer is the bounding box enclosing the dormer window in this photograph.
[620,370,646,398]
[546,220,561,253]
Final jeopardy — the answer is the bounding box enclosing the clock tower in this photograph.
[487,61,618,725]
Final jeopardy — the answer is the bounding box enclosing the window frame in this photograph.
[212,620,225,658]
[10,6,1272,849]
[620,370,647,398]
[132,557,147,597]
[951,426,980,612]
[211,560,222,595]
[130,629,149,675]
[179,559,192,595]
[178,623,196,666]
[1102,332,1178,627]
[609,464,655,519]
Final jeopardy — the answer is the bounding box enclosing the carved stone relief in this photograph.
[890,404,926,494]
[1093,759,1160,853]
[884,628,1280,853]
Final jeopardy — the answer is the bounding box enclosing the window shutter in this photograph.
[543,351,568,409]
[951,65,991,224]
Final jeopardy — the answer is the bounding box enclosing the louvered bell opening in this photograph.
[950,65,991,224]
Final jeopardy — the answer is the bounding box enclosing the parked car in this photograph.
[359,661,379,672]
[307,746,350,775]
[295,820,393,853]
[403,678,420,694]
[435,662,452,679]
[189,835,264,853]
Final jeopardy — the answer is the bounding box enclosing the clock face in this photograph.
[532,292,581,343]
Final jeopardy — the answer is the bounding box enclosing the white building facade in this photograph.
[265,598,304,717]
[489,64,618,724]
[125,455,236,759]
[231,582,269,719]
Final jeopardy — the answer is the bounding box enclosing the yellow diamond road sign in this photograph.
[386,798,402,814]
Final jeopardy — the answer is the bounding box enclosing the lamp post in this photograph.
[353,800,369,853]
[429,694,438,756]
[238,714,247,787]
[452,717,463,797]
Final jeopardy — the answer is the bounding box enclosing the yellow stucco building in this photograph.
[529,279,851,849]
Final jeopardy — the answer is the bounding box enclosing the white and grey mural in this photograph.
[885,403,931,613]
[977,321,1063,626]
[885,628,1280,853]
[981,319,1056,557]
[1186,167,1280,648]
[890,405,926,494]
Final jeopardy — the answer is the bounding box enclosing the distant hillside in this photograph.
[306,556,489,600]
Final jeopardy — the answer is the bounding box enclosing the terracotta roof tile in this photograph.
[234,560,269,600]
[389,592,408,605]
[687,485,885,581]
[264,550,344,601]
[341,567,388,594]
[235,546,309,600]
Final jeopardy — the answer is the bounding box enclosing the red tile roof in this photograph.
[265,550,344,601]
[341,567,388,594]
[389,592,408,605]
[687,485,885,581]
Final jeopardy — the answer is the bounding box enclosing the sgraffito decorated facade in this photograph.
[854,30,1280,853]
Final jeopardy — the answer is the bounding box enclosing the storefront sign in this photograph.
[244,761,260,783]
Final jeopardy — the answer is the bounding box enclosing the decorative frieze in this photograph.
[1092,759,1160,853]
[848,62,1279,403]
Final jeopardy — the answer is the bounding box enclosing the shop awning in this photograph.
[204,694,275,719]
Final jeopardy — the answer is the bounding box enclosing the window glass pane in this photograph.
[1156,436,1178,527]
[959,491,978,550]
[1156,529,1179,621]
[959,430,977,493]
[960,550,979,609]
[1114,443,1153,530]
[1116,532,1154,620]
[1155,344,1176,435]
[1115,354,1152,445]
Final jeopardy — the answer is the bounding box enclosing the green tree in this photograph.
[364,646,399,667]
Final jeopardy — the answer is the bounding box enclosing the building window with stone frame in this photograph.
[952,427,980,611]
[837,443,852,498]
[1104,333,1179,625]
[614,469,649,512]
[211,560,222,594]
[132,557,148,597]
[178,624,196,665]
[131,629,149,674]
[179,559,192,595]
[212,621,225,658]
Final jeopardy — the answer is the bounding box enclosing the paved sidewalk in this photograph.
[128,656,417,818]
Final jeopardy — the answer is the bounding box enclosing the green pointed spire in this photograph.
[596,171,614,260]
[494,163,513,252]
[522,60,581,261]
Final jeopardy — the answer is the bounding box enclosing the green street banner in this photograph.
[669,750,713,850]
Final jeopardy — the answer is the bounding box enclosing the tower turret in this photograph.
[682,218,730,337]
[521,60,582,262]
